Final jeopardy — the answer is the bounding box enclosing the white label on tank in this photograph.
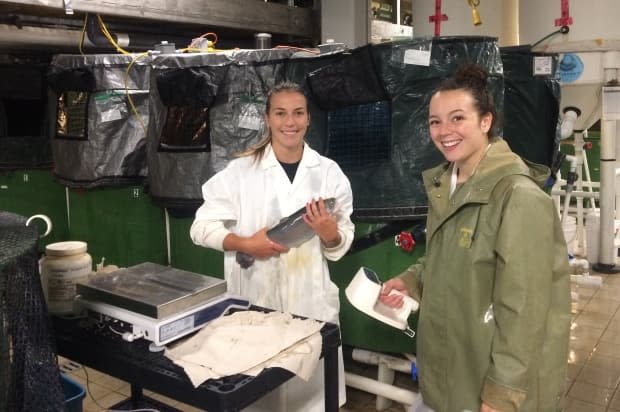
[99,108,124,123]
[238,103,263,131]
[533,56,553,76]
[403,49,431,66]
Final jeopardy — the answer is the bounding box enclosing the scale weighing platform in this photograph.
[75,262,250,348]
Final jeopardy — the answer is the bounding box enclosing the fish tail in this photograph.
[235,252,255,269]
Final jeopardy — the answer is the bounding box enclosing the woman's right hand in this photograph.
[245,228,289,258]
[378,278,410,308]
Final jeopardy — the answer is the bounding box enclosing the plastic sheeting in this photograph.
[147,37,503,218]
[308,36,503,219]
[500,45,560,167]
[44,37,560,221]
[47,54,151,188]
[147,49,297,211]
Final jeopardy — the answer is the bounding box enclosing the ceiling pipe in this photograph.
[0,24,91,49]
[0,22,192,52]
[85,14,123,49]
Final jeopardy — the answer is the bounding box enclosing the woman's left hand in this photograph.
[303,197,340,248]
[480,402,502,412]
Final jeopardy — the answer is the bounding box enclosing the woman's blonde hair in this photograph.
[238,81,308,162]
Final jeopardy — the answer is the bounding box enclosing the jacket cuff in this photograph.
[322,229,348,260]
[397,267,422,302]
[480,376,526,412]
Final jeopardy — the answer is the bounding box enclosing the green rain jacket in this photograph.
[399,138,571,412]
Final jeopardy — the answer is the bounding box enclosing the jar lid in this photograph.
[45,241,88,256]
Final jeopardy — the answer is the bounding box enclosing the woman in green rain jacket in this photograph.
[380,64,571,412]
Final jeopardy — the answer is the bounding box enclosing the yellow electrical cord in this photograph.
[187,32,218,51]
[124,51,150,136]
[97,15,131,55]
[78,13,88,55]
[181,44,214,53]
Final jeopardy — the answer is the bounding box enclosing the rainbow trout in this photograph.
[235,198,337,269]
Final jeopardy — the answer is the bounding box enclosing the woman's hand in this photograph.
[378,278,410,308]
[303,197,340,247]
[480,402,502,412]
[245,228,289,258]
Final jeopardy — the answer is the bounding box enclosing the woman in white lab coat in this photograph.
[190,81,354,411]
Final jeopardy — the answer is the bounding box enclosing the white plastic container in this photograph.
[585,210,620,265]
[40,241,92,315]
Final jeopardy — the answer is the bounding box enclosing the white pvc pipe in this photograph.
[345,372,418,406]
[555,178,601,189]
[348,348,416,410]
[350,348,414,374]
[560,155,579,223]
[597,116,618,271]
[561,109,579,140]
[377,364,395,410]
[551,189,600,199]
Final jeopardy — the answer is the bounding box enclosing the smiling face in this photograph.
[428,89,492,176]
[265,90,309,161]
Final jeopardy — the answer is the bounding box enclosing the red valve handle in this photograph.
[395,231,415,252]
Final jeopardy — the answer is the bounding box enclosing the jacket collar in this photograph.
[423,138,547,206]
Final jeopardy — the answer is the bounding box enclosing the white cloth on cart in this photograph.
[164,310,323,388]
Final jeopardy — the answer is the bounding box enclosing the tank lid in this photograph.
[45,241,88,256]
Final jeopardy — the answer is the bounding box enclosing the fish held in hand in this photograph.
[236,198,337,269]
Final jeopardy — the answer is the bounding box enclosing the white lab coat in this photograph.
[190,143,354,411]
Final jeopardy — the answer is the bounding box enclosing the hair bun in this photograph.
[453,63,488,90]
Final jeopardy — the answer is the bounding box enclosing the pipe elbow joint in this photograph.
[560,106,581,140]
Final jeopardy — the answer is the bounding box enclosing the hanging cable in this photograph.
[124,52,150,135]
[531,25,570,48]
[78,13,87,55]
[96,14,131,55]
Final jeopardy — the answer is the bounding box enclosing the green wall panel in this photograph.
[168,215,224,279]
[67,186,167,267]
[0,170,68,250]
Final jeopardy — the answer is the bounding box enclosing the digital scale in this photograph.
[75,262,250,349]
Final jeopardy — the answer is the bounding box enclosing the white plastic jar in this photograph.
[39,241,92,315]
